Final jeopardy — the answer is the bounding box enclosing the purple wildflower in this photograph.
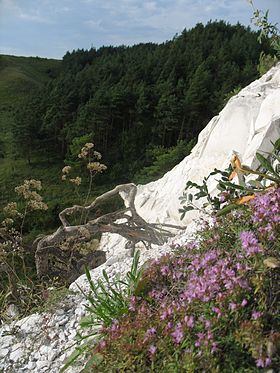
[211,342,218,353]
[184,315,194,328]
[128,296,137,311]
[250,188,280,239]
[229,302,237,311]
[256,357,271,368]
[143,328,157,343]
[171,323,184,344]
[148,345,157,356]
[212,307,222,318]
[240,231,262,256]
[252,310,262,320]
[160,265,170,276]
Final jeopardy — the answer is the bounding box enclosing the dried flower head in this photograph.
[14,179,48,211]
[1,218,14,227]
[69,177,82,186]
[3,202,22,218]
[87,162,107,173]
[62,166,72,174]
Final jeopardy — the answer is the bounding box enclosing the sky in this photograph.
[0,0,279,59]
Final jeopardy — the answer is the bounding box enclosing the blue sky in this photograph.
[0,0,279,59]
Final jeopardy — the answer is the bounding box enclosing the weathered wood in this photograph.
[35,183,184,279]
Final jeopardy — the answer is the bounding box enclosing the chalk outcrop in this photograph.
[134,63,280,225]
[1,64,280,373]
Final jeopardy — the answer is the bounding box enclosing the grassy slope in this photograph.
[0,54,60,106]
[0,54,61,151]
[0,55,64,232]
[0,55,118,238]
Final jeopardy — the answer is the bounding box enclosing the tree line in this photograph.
[13,21,271,183]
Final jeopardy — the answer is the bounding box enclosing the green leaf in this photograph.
[217,184,226,191]
[102,269,110,283]
[219,181,245,191]
[181,206,194,213]
[83,352,104,371]
[274,137,280,151]
[247,179,263,188]
[60,344,88,372]
[256,152,275,174]
[216,204,241,216]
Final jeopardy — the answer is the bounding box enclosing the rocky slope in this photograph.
[0,63,280,373]
[134,63,280,225]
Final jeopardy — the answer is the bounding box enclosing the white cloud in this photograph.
[18,11,52,24]
[84,19,104,30]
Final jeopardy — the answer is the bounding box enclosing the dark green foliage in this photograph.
[0,21,273,246]
[134,140,195,184]
[257,52,278,76]
[13,21,270,183]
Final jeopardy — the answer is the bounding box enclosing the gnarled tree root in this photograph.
[35,183,184,280]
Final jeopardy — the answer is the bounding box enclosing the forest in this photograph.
[10,21,271,186]
[0,20,275,273]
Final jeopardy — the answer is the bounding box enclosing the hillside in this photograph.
[0,55,62,226]
[0,22,272,237]
[0,55,60,156]
[25,21,266,180]
[0,55,60,106]
[0,62,279,373]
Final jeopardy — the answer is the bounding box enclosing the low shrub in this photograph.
[84,187,280,372]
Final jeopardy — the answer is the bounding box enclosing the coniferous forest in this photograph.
[0,21,273,235]
[12,21,270,179]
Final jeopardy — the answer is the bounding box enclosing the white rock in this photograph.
[6,304,20,319]
[1,335,14,349]
[0,348,10,358]
[36,360,49,369]
[58,331,66,342]
[58,317,69,326]
[10,346,24,362]
[48,330,58,340]
[55,309,65,316]
[48,349,58,361]
[17,313,41,334]
[50,340,59,350]
[38,345,51,357]
[24,362,36,370]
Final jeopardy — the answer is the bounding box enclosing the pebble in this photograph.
[25,362,36,370]
[36,360,49,369]
[10,347,24,363]
[0,348,9,358]
[58,317,68,326]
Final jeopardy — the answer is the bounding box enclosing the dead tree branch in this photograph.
[35,183,184,280]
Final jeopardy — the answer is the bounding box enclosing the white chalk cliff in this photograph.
[134,63,280,225]
[1,64,280,373]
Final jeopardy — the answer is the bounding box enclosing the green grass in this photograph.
[0,54,60,107]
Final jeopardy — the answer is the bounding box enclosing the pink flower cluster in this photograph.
[180,250,249,304]
[239,231,262,256]
[250,187,280,240]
